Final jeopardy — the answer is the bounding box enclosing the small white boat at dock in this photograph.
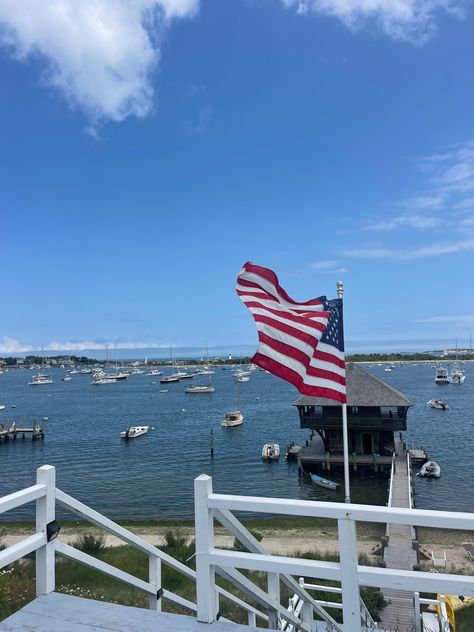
[427,399,449,410]
[419,461,441,478]
[310,473,339,490]
[120,425,149,439]
[262,443,280,461]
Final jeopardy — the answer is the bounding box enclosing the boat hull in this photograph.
[310,473,339,490]
[221,411,244,427]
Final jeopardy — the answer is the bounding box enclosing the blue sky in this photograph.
[1,0,473,356]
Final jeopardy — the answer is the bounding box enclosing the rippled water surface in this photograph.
[0,362,472,520]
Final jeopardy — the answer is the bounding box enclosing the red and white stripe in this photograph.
[237,262,346,402]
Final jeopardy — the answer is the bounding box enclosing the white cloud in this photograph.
[282,0,466,43]
[44,340,171,351]
[345,238,474,259]
[365,214,443,231]
[455,197,474,210]
[0,338,177,353]
[416,314,474,323]
[0,0,199,126]
[0,337,34,353]
[310,260,350,273]
[396,193,446,210]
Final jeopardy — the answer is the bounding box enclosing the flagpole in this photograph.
[337,280,351,504]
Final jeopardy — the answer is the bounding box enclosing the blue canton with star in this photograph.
[320,298,345,352]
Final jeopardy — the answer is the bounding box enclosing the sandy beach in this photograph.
[3,523,472,573]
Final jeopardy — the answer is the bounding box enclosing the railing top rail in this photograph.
[208,548,474,596]
[0,483,47,516]
[207,492,474,530]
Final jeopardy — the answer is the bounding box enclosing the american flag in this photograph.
[236,262,346,403]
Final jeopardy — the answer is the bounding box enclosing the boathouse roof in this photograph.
[293,362,412,407]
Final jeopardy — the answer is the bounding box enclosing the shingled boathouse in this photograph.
[295,362,411,473]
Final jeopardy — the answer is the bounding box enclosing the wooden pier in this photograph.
[0,417,46,442]
[298,438,393,473]
[379,436,417,632]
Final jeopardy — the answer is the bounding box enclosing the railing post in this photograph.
[413,592,421,632]
[337,518,362,632]
[267,572,280,629]
[36,465,56,596]
[247,611,257,626]
[194,474,217,623]
[148,555,162,610]
[301,598,315,632]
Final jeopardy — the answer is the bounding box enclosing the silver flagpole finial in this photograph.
[337,280,344,299]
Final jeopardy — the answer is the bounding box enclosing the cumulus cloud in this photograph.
[0,337,34,354]
[282,0,466,43]
[0,0,199,126]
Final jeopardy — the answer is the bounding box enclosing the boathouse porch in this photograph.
[2,466,474,632]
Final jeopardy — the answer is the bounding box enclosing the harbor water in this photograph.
[0,363,472,520]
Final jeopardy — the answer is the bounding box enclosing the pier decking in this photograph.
[379,437,417,632]
[298,438,392,471]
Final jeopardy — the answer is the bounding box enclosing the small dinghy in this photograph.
[262,443,280,461]
[427,399,449,410]
[120,425,149,439]
[419,460,441,478]
[310,473,339,490]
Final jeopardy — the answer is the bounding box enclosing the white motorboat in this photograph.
[146,369,163,377]
[221,411,244,427]
[185,383,215,393]
[160,374,181,383]
[62,374,72,381]
[419,461,441,478]
[29,373,54,386]
[435,367,450,384]
[427,399,449,410]
[120,425,149,439]
[0,405,5,411]
[261,443,280,461]
[235,375,250,383]
[91,374,117,384]
[450,366,466,384]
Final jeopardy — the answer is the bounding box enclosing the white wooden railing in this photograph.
[0,465,269,627]
[194,474,474,632]
[414,592,451,632]
[2,466,474,631]
[385,452,396,538]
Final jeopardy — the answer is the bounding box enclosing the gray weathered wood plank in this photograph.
[0,593,260,632]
